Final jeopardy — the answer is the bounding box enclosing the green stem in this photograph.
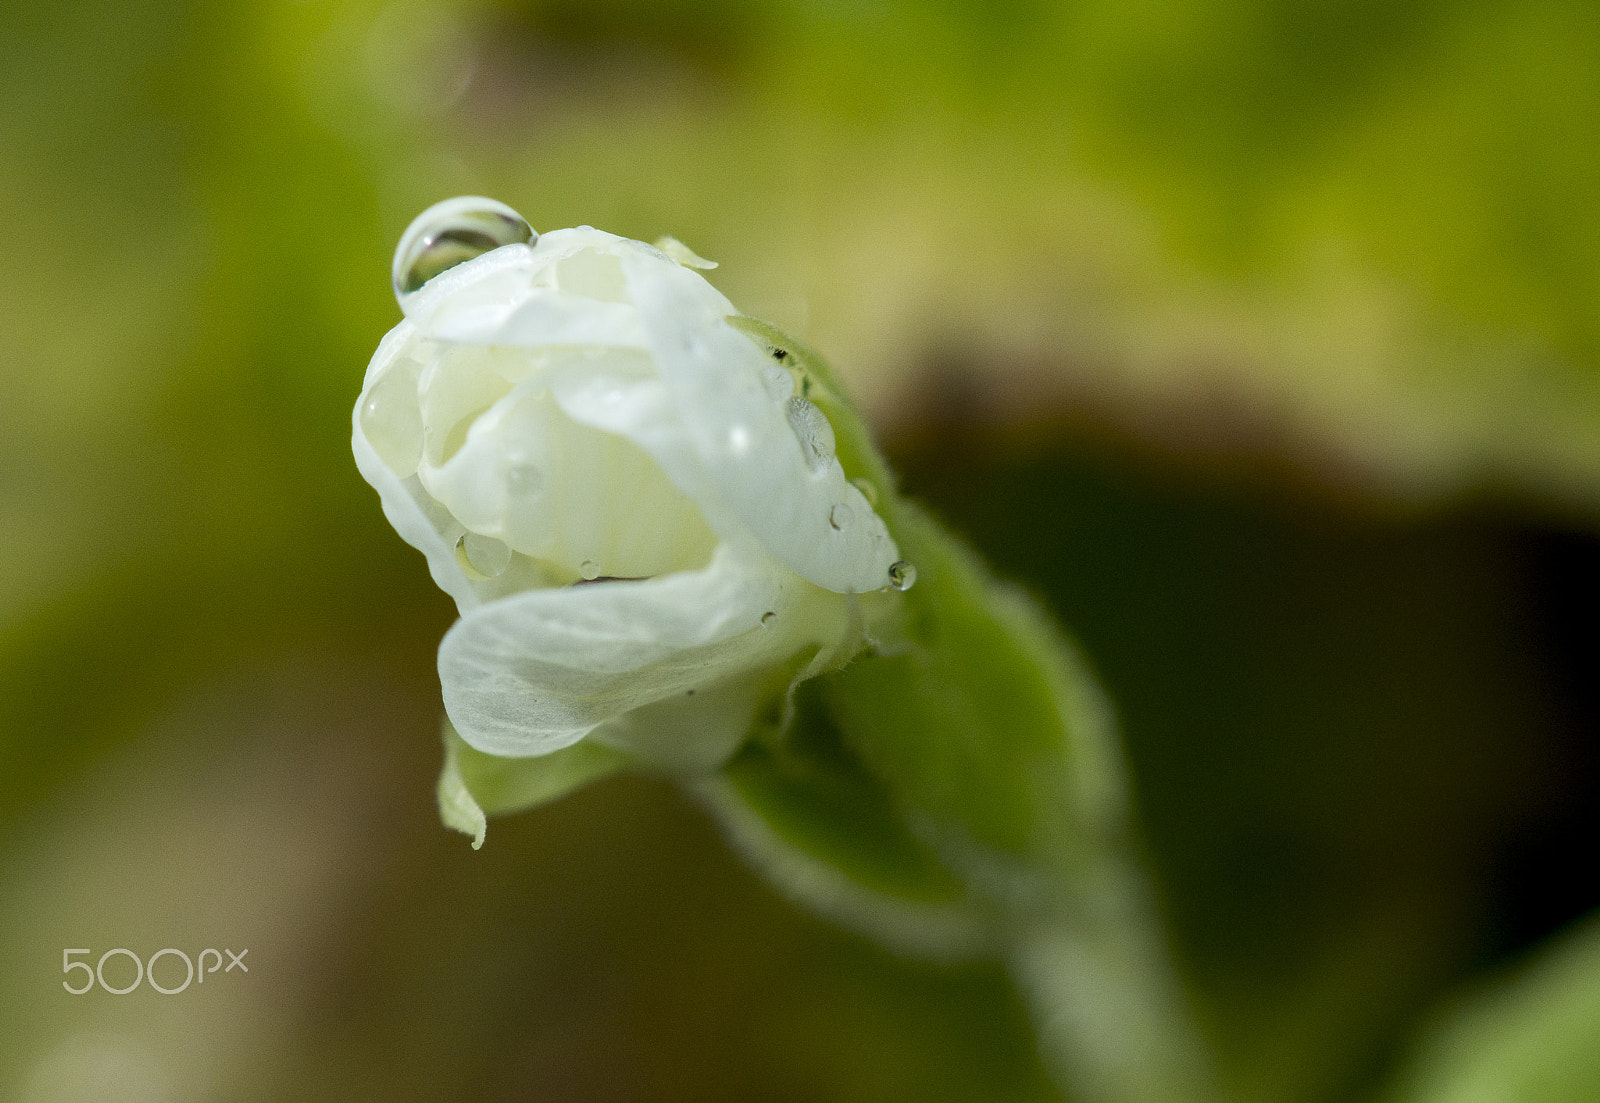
[1008,867,1219,1103]
[829,505,1225,1103]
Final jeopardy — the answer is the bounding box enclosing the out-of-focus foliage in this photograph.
[894,428,1599,1103]
[2,0,1598,1099]
[1383,915,1600,1103]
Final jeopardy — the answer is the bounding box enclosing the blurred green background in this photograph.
[3,0,1599,1099]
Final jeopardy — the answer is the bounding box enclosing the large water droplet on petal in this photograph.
[829,503,853,530]
[785,397,836,472]
[579,559,601,581]
[393,196,534,305]
[455,532,512,580]
[887,560,917,591]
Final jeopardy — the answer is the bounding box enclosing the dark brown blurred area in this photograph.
[895,417,1600,1099]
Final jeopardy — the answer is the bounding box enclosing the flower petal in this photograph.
[438,544,845,758]
[353,323,482,611]
[587,671,769,772]
[399,228,661,348]
[621,252,900,594]
[423,357,720,581]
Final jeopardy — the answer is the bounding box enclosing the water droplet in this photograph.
[851,477,879,507]
[786,397,836,471]
[393,196,534,305]
[887,560,917,591]
[455,532,512,580]
[829,503,853,530]
[506,463,544,497]
[579,559,601,581]
[760,611,776,627]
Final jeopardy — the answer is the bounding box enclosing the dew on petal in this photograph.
[760,611,776,627]
[393,196,534,305]
[360,360,424,477]
[455,532,512,580]
[829,503,853,530]
[887,560,917,591]
[785,396,836,472]
[579,559,601,581]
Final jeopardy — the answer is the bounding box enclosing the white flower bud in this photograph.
[354,203,900,768]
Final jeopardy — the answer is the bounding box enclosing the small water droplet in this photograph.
[887,560,917,591]
[786,397,836,471]
[761,611,776,627]
[455,532,512,580]
[506,463,543,497]
[851,477,879,507]
[579,559,601,581]
[393,197,534,305]
[829,503,853,530]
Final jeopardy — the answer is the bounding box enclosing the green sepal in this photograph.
[698,683,991,956]
[438,718,629,848]
[826,501,1127,876]
[1382,914,1600,1103]
[728,688,967,904]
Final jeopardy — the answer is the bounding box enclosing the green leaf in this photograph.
[1382,914,1600,1103]
[437,719,629,849]
[437,732,489,850]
